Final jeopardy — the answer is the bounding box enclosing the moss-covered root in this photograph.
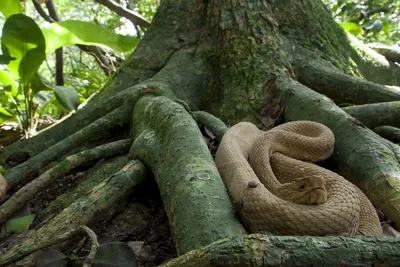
[0,226,99,267]
[275,79,400,229]
[374,126,400,143]
[192,111,229,142]
[39,155,131,222]
[131,96,244,255]
[342,101,400,128]
[159,234,400,267]
[367,43,400,63]
[4,107,126,189]
[0,160,146,266]
[0,139,132,224]
[294,57,400,104]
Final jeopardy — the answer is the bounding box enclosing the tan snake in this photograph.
[215,121,382,236]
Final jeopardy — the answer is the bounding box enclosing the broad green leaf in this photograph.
[0,69,18,97]
[53,86,80,111]
[0,54,16,65]
[0,0,22,18]
[42,21,139,54]
[5,214,36,233]
[339,22,362,35]
[36,250,68,267]
[1,14,46,85]
[32,73,80,111]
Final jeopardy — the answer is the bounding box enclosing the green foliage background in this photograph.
[324,0,400,44]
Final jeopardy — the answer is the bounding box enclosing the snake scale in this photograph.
[215,121,383,236]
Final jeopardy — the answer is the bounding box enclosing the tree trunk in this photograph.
[1,0,400,266]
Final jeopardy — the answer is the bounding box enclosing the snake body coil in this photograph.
[215,121,382,236]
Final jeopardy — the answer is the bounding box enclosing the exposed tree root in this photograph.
[131,96,245,255]
[159,234,400,267]
[192,111,228,142]
[274,78,400,229]
[0,139,131,224]
[0,160,146,266]
[374,126,400,143]
[346,34,400,85]
[4,107,125,189]
[294,57,400,105]
[0,226,99,267]
[342,101,400,128]
[367,43,400,63]
[38,155,131,222]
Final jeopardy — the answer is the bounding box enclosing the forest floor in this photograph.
[0,168,176,267]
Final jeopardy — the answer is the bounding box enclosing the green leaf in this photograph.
[339,22,362,35]
[0,54,17,64]
[5,214,36,233]
[42,21,139,54]
[36,250,69,267]
[0,69,18,97]
[53,86,81,111]
[0,0,22,18]
[32,73,80,111]
[0,107,13,117]
[0,107,14,124]
[1,14,46,85]
[92,242,138,267]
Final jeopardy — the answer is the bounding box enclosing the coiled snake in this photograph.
[215,121,383,236]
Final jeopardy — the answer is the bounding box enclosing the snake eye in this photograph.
[300,185,306,190]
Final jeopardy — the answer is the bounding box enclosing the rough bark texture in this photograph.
[131,96,244,255]
[160,234,400,267]
[342,101,400,128]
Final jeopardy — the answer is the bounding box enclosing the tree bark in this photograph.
[131,96,244,255]
[160,235,400,267]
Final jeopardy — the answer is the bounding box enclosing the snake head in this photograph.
[274,176,328,205]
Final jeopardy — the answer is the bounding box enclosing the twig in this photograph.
[93,0,151,28]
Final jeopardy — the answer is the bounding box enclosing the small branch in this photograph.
[82,226,99,267]
[354,6,390,23]
[367,6,390,16]
[31,0,53,23]
[45,0,60,21]
[93,0,151,29]
[76,45,116,77]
